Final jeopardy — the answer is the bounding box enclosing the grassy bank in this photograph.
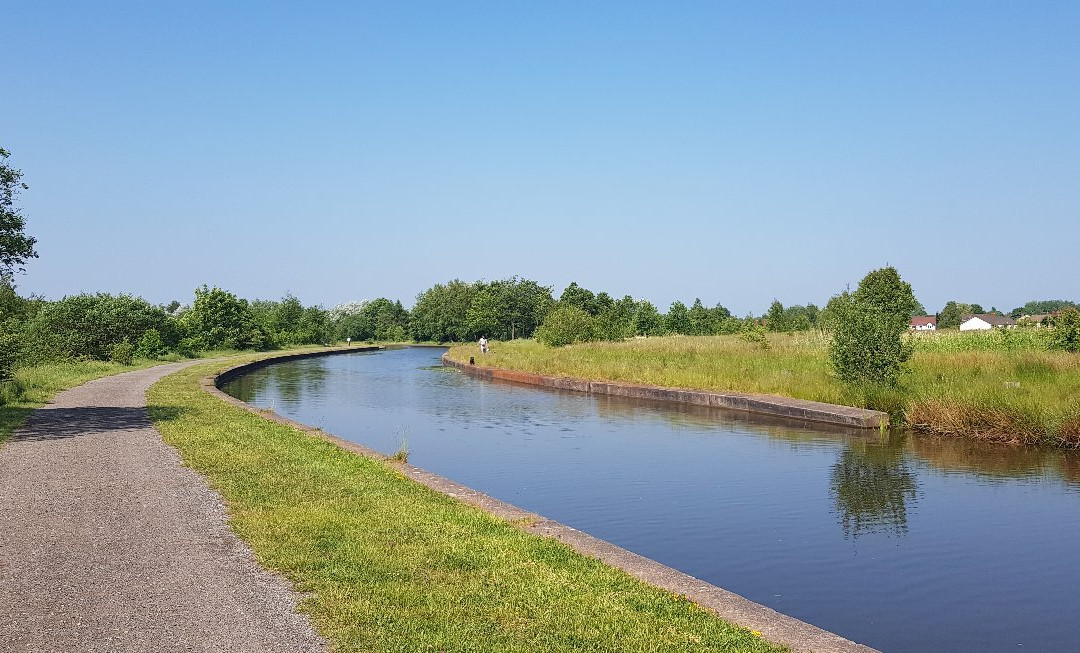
[147,357,784,653]
[448,333,1080,447]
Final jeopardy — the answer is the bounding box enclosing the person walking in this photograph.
[478,336,488,354]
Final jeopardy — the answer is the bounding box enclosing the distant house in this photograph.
[959,313,1017,331]
[1018,313,1057,328]
[910,316,937,331]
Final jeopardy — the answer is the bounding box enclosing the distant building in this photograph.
[910,316,937,331]
[959,314,1017,331]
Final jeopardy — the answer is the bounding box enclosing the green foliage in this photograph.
[335,297,410,342]
[632,300,663,336]
[135,328,168,359]
[740,321,770,350]
[410,280,479,342]
[109,340,134,365]
[1010,299,1078,319]
[1050,307,1080,353]
[182,285,261,350]
[665,301,690,335]
[765,300,786,332]
[175,337,201,358]
[535,305,597,347]
[938,301,968,329]
[853,266,921,319]
[827,267,916,387]
[0,330,18,385]
[0,147,38,277]
[22,293,175,362]
[251,293,330,346]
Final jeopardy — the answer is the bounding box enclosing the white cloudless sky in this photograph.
[3,1,1077,315]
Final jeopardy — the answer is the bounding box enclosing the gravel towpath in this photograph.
[0,362,327,653]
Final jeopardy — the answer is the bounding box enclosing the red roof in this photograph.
[910,316,937,326]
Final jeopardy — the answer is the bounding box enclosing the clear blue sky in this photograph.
[4,1,1077,315]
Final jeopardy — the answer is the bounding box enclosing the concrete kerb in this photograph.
[202,347,880,653]
[443,353,889,429]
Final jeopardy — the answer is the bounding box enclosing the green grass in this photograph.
[147,357,785,653]
[451,333,1080,447]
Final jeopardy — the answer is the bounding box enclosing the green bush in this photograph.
[535,305,597,347]
[1051,307,1080,353]
[21,293,175,362]
[109,340,134,365]
[827,267,917,387]
[0,330,18,384]
[135,328,168,359]
[176,337,201,358]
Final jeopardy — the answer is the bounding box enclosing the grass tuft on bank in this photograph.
[449,334,1080,447]
[147,357,785,653]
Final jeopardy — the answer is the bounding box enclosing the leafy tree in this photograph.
[665,301,690,335]
[410,280,477,342]
[0,147,38,277]
[22,293,175,362]
[687,299,711,335]
[559,282,599,316]
[827,266,916,387]
[938,301,969,329]
[465,287,501,341]
[633,300,663,336]
[1050,307,1080,353]
[595,295,636,341]
[135,329,168,359]
[182,285,260,350]
[535,305,597,347]
[969,303,985,315]
[852,266,921,319]
[1010,299,1078,318]
[765,300,786,332]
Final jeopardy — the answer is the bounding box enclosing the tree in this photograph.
[765,300,786,332]
[852,266,921,319]
[633,300,663,336]
[665,301,690,335]
[182,285,260,349]
[1050,307,1080,353]
[0,148,38,277]
[827,267,916,387]
[535,305,597,347]
[938,301,968,329]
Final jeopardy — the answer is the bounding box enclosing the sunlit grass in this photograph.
[450,333,1080,446]
[147,357,785,653]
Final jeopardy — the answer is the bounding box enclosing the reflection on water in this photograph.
[830,435,917,538]
[223,347,1080,653]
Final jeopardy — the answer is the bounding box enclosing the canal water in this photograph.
[222,347,1080,652]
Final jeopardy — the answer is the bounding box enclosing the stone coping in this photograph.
[443,353,889,429]
[204,347,881,652]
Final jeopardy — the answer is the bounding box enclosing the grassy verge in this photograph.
[448,334,1080,447]
[147,357,785,653]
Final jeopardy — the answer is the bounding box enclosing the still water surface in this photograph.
[223,347,1080,652]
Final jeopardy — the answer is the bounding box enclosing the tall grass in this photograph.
[450,331,1080,447]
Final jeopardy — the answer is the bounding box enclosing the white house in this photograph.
[910,316,937,331]
[959,314,1018,331]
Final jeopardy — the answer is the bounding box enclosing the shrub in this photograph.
[1051,307,1080,353]
[175,337,201,358]
[135,328,168,359]
[827,268,916,387]
[21,293,173,362]
[535,304,597,347]
[0,330,18,384]
[110,340,134,365]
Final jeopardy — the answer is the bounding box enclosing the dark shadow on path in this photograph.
[11,405,189,443]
